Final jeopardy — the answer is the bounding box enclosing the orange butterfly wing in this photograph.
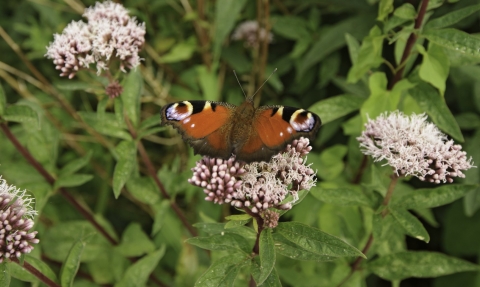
[160,101,234,159]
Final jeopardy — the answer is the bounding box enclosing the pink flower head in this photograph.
[189,137,316,214]
[0,177,39,263]
[231,20,273,48]
[357,111,475,183]
[45,1,145,78]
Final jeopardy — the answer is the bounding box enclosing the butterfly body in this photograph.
[160,99,321,163]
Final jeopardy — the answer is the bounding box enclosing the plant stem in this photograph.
[352,155,368,184]
[255,0,271,101]
[0,122,118,245]
[381,174,399,216]
[11,258,61,287]
[388,0,429,89]
[125,116,198,237]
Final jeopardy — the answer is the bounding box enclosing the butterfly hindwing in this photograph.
[160,100,235,158]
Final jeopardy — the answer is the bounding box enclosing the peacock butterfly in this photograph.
[160,95,321,163]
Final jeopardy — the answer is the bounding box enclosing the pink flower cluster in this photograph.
[45,1,145,79]
[357,111,474,183]
[0,178,39,263]
[231,20,273,48]
[188,138,316,215]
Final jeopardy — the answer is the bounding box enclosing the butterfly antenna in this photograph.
[251,68,278,99]
[233,70,248,99]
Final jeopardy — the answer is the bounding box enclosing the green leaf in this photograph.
[196,66,218,101]
[271,16,310,40]
[54,174,93,189]
[151,200,170,236]
[79,112,131,140]
[193,222,257,241]
[260,267,282,287]
[113,141,137,198]
[213,0,247,64]
[360,72,403,123]
[310,186,373,207]
[0,263,10,286]
[59,150,93,176]
[9,256,58,283]
[409,82,464,141]
[121,69,142,127]
[275,222,365,258]
[299,14,375,78]
[115,246,166,287]
[225,214,252,221]
[256,229,275,285]
[116,223,156,257]
[160,38,196,63]
[423,29,480,60]
[394,184,478,209]
[418,44,450,95]
[393,3,416,20]
[273,233,335,261]
[347,26,384,83]
[313,145,347,181]
[368,251,480,280]
[0,83,5,116]
[125,176,160,205]
[377,0,393,21]
[60,234,93,287]
[4,105,38,126]
[225,214,252,229]
[390,207,430,243]
[139,115,161,130]
[195,254,248,287]
[186,233,251,254]
[345,33,360,64]
[425,4,480,30]
[309,94,365,125]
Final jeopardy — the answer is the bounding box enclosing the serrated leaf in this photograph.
[213,0,247,63]
[394,184,478,209]
[309,94,365,125]
[125,176,160,205]
[195,254,248,287]
[259,267,282,287]
[368,251,480,280]
[409,82,464,141]
[113,141,137,198]
[60,234,93,287]
[360,72,401,123]
[423,29,480,60]
[186,233,251,254]
[394,3,416,20]
[121,70,142,127]
[0,83,5,116]
[54,174,93,189]
[4,105,38,126]
[276,222,365,258]
[59,150,93,176]
[310,186,372,207]
[425,4,480,30]
[273,233,334,261]
[347,26,384,83]
[116,223,156,257]
[377,0,393,21]
[256,229,275,285]
[151,200,170,236]
[272,16,310,40]
[418,44,450,95]
[79,112,131,140]
[0,263,10,286]
[299,14,375,78]
[390,207,430,243]
[115,246,165,287]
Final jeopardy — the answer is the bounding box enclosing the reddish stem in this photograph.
[11,258,60,287]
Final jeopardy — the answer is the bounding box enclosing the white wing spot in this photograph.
[183,118,191,124]
[280,132,284,137]
[191,123,195,128]
[287,127,293,134]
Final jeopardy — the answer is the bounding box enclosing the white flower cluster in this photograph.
[0,177,39,263]
[357,111,474,183]
[189,138,316,214]
[231,20,273,48]
[45,1,145,78]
